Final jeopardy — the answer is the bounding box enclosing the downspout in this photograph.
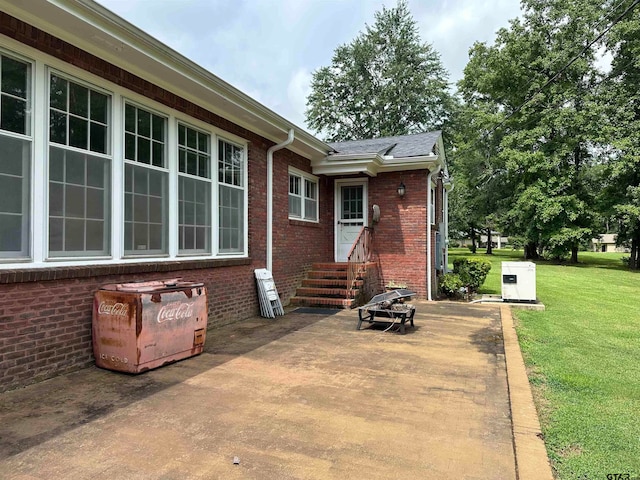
[266,129,295,272]
[427,164,442,301]
[444,180,453,273]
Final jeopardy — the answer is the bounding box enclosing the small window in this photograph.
[289,169,318,222]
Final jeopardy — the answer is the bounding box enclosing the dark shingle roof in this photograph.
[328,131,441,158]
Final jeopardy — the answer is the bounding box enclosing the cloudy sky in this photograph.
[96,0,523,133]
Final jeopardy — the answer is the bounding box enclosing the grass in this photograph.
[448,248,640,479]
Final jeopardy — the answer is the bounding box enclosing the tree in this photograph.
[599,0,640,269]
[455,0,606,263]
[305,0,453,141]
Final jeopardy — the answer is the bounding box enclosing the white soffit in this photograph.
[1,0,330,161]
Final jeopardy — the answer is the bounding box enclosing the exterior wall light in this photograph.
[397,181,406,198]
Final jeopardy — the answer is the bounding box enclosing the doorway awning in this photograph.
[311,131,446,176]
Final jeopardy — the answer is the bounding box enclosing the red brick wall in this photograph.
[271,150,333,303]
[368,171,429,298]
[0,15,333,392]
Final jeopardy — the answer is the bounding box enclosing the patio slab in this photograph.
[0,301,522,479]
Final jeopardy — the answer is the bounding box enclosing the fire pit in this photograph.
[357,289,416,334]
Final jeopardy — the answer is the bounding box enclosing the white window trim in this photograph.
[0,38,249,269]
[288,166,319,223]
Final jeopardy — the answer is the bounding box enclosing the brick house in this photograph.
[0,0,451,392]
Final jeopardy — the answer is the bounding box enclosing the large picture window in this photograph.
[218,139,245,253]
[48,74,111,257]
[0,46,250,267]
[178,124,211,254]
[288,169,318,222]
[0,54,31,258]
[123,103,168,255]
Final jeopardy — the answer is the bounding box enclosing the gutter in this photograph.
[266,129,295,272]
[427,164,442,301]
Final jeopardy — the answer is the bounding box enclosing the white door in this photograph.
[335,180,367,262]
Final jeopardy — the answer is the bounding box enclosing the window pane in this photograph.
[50,75,67,111]
[49,182,64,216]
[0,175,22,213]
[0,134,26,176]
[65,218,85,251]
[137,109,150,137]
[137,137,150,164]
[1,56,28,99]
[152,142,163,167]
[124,163,167,255]
[49,217,63,252]
[65,185,85,218]
[304,199,317,221]
[0,213,22,252]
[125,132,135,160]
[125,104,135,133]
[1,96,26,134]
[219,185,243,253]
[0,135,31,258]
[86,220,104,251]
[90,122,107,154]
[152,114,164,141]
[69,83,88,117]
[90,91,108,123]
[289,196,301,217]
[187,128,196,149]
[65,151,85,185]
[187,151,197,176]
[49,110,67,144]
[69,116,88,149]
[86,188,104,219]
[48,148,110,257]
[49,147,64,181]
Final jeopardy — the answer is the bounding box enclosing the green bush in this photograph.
[453,257,492,294]
[438,273,464,298]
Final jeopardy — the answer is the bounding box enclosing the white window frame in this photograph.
[0,49,33,260]
[288,167,318,223]
[217,136,248,255]
[46,69,113,259]
[0,38,249,269]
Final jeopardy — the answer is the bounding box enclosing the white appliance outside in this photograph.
[501,262,536,302]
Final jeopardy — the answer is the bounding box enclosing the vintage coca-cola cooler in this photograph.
[92,278,208,373]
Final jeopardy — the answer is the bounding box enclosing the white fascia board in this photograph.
[8,0,330,160]
[377,154,440,173]
[311,154,383,176]
[312,152,443,176]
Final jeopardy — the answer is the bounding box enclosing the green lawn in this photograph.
[448,248,640,479]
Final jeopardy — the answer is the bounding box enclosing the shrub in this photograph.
[438,273,464,298]
[453,257,492,294]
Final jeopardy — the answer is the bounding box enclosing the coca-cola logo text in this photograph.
[157,301,194,323]
[98,301,129,317]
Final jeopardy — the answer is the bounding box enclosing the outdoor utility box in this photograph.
[501,262,536,302]
[93,278,208,373]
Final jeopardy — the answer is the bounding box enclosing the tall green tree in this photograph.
[600,0,640,268]
[455,0,606,262]
[305,0,453,141]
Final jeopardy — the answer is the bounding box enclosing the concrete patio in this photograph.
[0,301,549,479]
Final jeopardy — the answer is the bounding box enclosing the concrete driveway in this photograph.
[0,302,519,479]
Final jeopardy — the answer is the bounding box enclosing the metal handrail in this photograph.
[346,227,373,297]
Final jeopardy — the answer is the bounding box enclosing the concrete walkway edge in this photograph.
[500,305,554,480]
